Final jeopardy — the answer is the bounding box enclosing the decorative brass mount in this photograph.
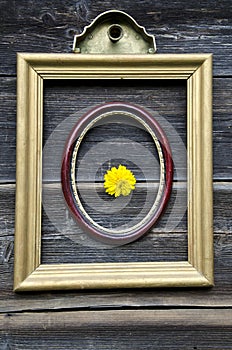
[73,10,156,54]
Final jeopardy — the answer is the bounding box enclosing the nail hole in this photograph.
[108,24,123,43]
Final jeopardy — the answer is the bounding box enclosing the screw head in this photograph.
[148,48,155,54]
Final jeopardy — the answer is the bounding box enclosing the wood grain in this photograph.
[2,309,232,329]
[0,0,231,75]
[0,310,232,349]
[0,77,231,182]
[0,183,231,311]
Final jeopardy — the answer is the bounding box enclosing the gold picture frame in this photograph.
[14,53,213,291]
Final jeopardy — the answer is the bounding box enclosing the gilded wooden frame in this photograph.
[14,53,213,291]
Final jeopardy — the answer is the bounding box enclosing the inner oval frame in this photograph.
[61,102,173,245]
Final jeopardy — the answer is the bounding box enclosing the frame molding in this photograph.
[14,53,213,291]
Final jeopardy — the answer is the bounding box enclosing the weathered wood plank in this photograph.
[41,182,188,239]
[0,182,231,237]
[40,183,231,264]
[2,309,232,328]
[0,0,231,75]
[1,238,232,309]
[1,232,231,309]
[0,183,231,311]
[41,234,188,264]
[0,310,232,349]
[0,77,16,183]
[0,77,231,182]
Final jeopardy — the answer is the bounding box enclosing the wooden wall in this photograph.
[0,0,231,348]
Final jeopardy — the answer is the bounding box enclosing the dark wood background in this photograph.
[0,0,231,348]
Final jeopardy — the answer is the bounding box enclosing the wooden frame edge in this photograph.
[187,54,213,286]
[14,54,43,290]
[14,262,211,292]
[14,53,213,291]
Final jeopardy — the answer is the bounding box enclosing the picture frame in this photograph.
[14,53,213,291]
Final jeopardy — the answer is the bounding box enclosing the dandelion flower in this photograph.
[104,164,136,197]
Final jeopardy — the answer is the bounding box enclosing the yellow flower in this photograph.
[104,165,136,197]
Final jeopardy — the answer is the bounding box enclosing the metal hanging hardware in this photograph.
[73,10,156,54]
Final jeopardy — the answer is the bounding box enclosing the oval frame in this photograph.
[61,102,173,245]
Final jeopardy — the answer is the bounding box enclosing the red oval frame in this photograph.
[61,102,173,245]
